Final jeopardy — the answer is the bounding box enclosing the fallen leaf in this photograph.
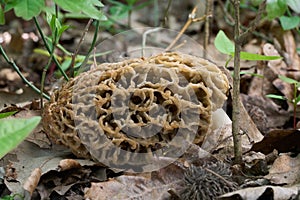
[58,159,82,171]
[84,163,185,200]
[219,185,299,200]
[23,168,42,196]
[250,129,300,154]
[265,153,300,185]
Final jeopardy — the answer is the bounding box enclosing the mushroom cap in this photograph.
[43,52,229,167]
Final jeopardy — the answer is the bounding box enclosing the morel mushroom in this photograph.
[42,52,229,169]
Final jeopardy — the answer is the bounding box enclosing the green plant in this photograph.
[103,0,154,29]
[0,112,41,159]
[0,0,107,100]
[266,75,300,129]
[0,193,24,200]
[214,30,281,67]
[0,0,106,23]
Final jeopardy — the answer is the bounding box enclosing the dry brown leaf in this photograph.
[23,168,42,196]
[58,159,82,171]
[265,153,300,185]
[250,129,300,154]
[283,31,300,75]
[220,185,299,200]
[84,163,185,200]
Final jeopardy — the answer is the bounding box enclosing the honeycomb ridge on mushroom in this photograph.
[42,52,229,168]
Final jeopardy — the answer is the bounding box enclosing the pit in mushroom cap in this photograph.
[42,52,229,172]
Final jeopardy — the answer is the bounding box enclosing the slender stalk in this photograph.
[293,83,297,129]
[70,18,93,76]
[34,17,69,81]
[165,6,207,51]
[0,45,50,100]
[203,0,212,59]
[80,20,100,72]
[232,0,242,164]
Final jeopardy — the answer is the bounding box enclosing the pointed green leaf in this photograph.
[237,51,282,61]
[0,116,41,159]
[0,111,17,119]
[294,94,300,104]
[279,75,299,84]
[266,94,286,100]
[214,30,234,55]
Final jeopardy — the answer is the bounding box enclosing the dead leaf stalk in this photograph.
[70,18,93,76]
[165,6,208,52]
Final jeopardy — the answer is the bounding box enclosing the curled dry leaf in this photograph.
[219,185,299,200]
[23,168,42,196]
[57,159,82,171]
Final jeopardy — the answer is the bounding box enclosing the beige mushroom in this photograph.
[42,52,229,167]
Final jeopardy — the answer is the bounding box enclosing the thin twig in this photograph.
[165,6,208,52]
[217,0,272,43]
[80,20,100,73]
[70,18,93,76]
[203,0,213,59]
[34,17,69,81]
[238,1,266,43]
[232,0,242,164]
[161,0,172,27]
[204,167,236,187]
[0,45,50,100]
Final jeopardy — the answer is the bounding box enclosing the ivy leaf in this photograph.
[279,75,299,85]
[214,30,234,55]
[0,116,41,159]
[279,15,300,30]
[266,0,287,20]
[13,0,44,20]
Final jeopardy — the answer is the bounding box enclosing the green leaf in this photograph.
[54,0,107,20]
[279,75,300,85]
[0,116,41,159]
[13,0,44,20]
[0,111,17,119]
[294,94,300,104]
[266,0,287,20]
[126,0,138,6]
[240,71,264,78]
[238,51,282,61]
[266,94,286,100]
[287,0,300,14]
[279,16,300,30]
[0,6,5,25]
[214,30,234,55]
